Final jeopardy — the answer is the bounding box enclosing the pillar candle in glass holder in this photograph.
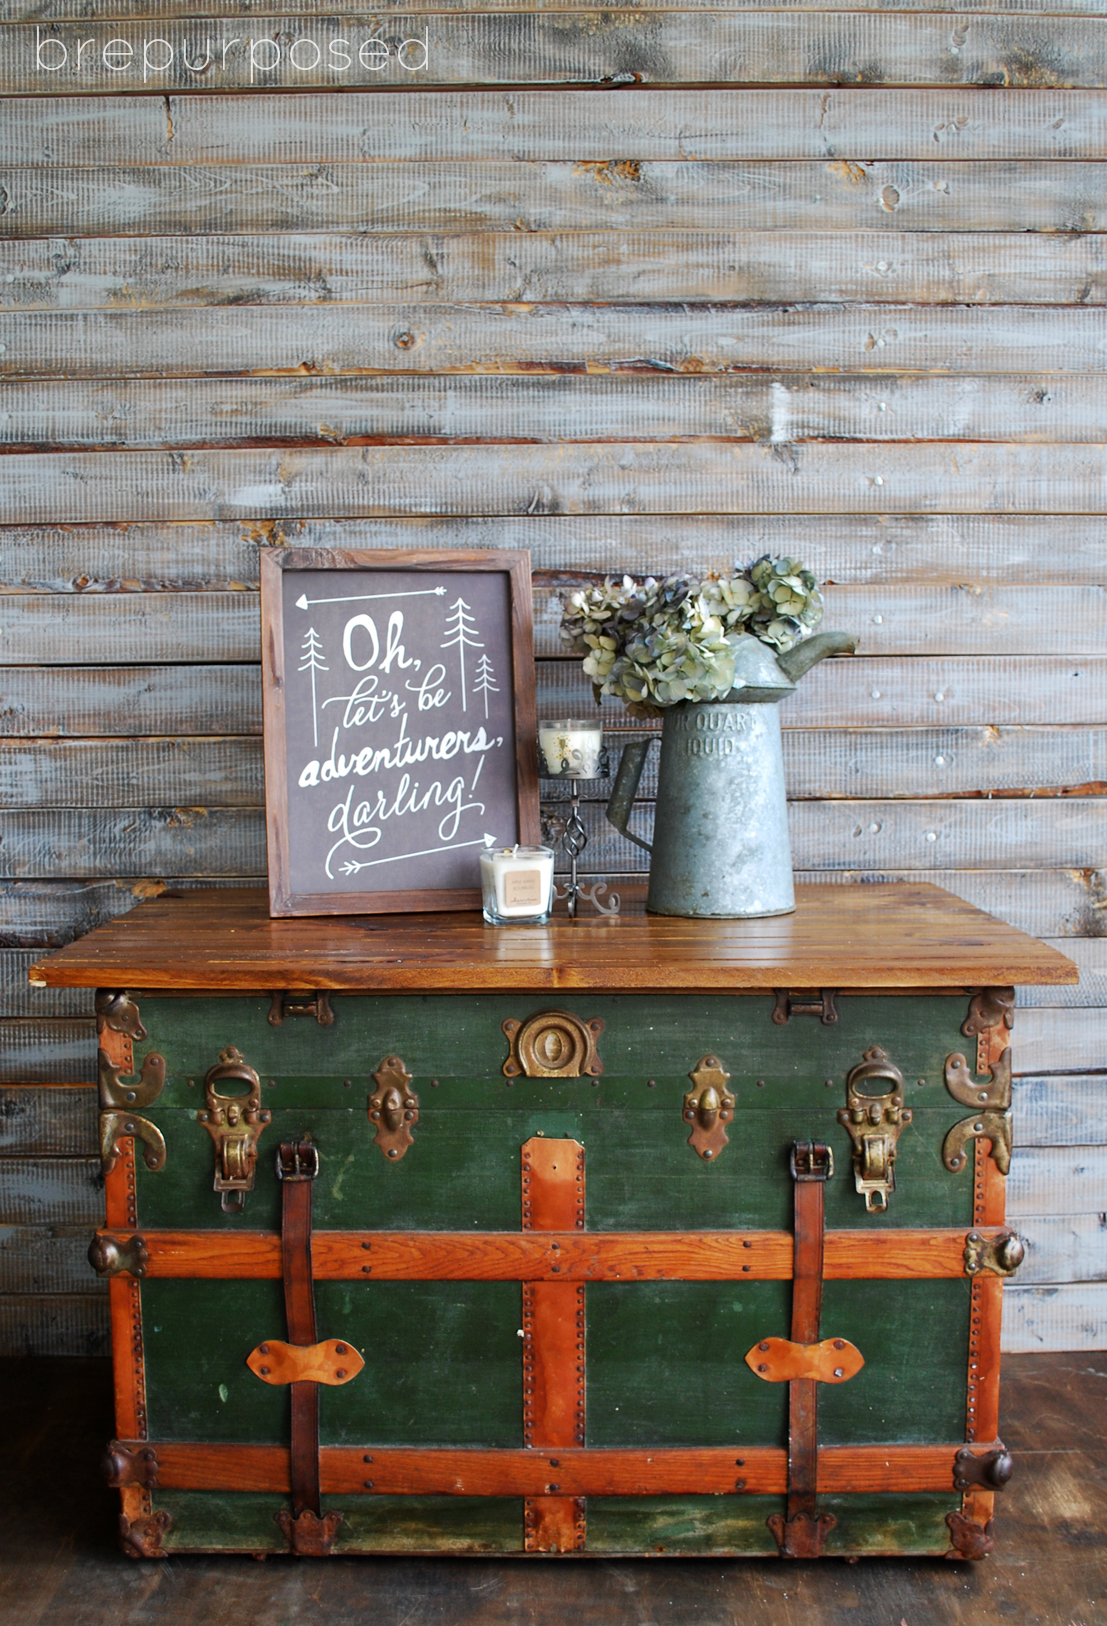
[538,719,604,779]
[480,845,555,924]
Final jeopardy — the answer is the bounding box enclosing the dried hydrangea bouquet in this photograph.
[559,558,854,918]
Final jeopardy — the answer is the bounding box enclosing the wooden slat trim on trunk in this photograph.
[520,1137,587,1553]
[102,1226,988,1281]
[107,1440,986,1497]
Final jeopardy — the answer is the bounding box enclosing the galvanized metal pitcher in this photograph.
[606,631,854,918]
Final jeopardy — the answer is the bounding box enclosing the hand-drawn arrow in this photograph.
[295,587,447,610]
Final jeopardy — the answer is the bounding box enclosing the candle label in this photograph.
[504,868,544,909]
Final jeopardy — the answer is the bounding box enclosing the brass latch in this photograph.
[88,1232,148,1279]
[964,1229,1025,1278]
[837,1046,911,1213]
[503,1011,604,1078]
[683,1055,735,1161]
[952,1444,1014,1492]
[368,1055,419,1161]
[268,990,335,1026]
[197,1046,272,1213]
[943,1048,1012,1175]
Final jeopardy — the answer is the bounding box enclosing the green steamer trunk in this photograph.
[36,886,1070,1560]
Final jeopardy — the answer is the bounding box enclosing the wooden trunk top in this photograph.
[29,883,1077,993]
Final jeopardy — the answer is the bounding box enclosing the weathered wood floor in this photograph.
[0,1354,1102,1626]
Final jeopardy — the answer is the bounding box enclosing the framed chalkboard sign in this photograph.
[261,548,540,916]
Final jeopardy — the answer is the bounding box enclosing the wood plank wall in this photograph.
[0,3,1104,1355]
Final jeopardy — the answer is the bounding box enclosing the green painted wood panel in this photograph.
[128,991,979,1232]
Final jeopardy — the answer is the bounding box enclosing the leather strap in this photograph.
[768,1141,836,1559]
[788,1141,828,1514]
[278,1138,320,1519]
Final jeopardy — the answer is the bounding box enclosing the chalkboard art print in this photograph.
[261,549,540,915]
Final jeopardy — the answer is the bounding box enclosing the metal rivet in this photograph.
[259,1366,269,1375]
[336,1369,346,1379]
[335,1343,346,1354]
[259,1344,269,1354]
[703,1148,713,1159]
[647,1079,656,1088]
[387,1148,399,1158]
[834,1368,844,1379]
[758,1364,768,1373]
[759,1342,770,1352]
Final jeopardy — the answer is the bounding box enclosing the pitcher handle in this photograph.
[605,740,654,854]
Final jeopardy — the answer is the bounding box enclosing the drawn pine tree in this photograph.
[473,653,499,718]
[299,627,329,748]
[440,598,484,712]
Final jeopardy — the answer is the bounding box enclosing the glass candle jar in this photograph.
[480,845,556,925]
[538,718,604,780]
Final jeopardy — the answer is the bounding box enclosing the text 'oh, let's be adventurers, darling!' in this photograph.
[34,24,430,82]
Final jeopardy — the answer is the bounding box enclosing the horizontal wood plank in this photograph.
[0,1156,102,1224]
[110,1225,983,1282]
[0,737,263,808]
[0,1291,108,1356]
[0,594,259,663]
[2,159,1106,238]
[5,797,1106,879]
[545,656,1107,728]
[105,1439,978,1499]
[7,0,1107,19]
[1006,1146,1107,1218]
[1009,1008,1107,1078]
[5,306,1107,378]
[0,1019,94,1082]
[1002,1282,1107,1352]
[0,957,93,1015]
[0,1225,103,1294]
[2,585,1103,661]
[7,372,1107,450]
[3,727,1106,809]
[0,808,265,878]
[0,664,262,736]
[4,232,1103,310]
[7,89,1106,165]
[3,15,1106,96]
[3,515,1106,591]
[4,655,1106,740]
[1014,1075,1107,1146]
[5,446,1107,528]
[0,1083,95,1150]
[1007,1215,1107,1286]
[0,877,258,947]
[566,797,1107,873]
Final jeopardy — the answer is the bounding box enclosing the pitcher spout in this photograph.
[776,630,857,683]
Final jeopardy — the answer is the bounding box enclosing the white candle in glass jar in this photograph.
[538,719,604,780]
[480,846,555,923]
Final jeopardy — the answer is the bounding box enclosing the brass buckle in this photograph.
[837,1047,911,1213]
[197,1046,272,1214]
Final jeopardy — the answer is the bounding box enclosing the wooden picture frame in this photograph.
[261,548,540,916]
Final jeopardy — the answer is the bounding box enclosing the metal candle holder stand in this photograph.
[539,745,621,920]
